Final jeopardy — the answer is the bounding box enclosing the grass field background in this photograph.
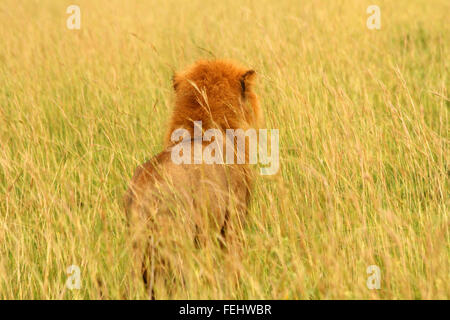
[0,0,448,299]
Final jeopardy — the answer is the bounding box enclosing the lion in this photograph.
[124,59,263,298]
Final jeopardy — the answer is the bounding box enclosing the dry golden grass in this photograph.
[0,0,448,299]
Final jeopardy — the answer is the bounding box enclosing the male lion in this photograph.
[124,60,262,298]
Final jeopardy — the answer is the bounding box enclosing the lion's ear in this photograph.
[172,73,180,91]
[240,70,256,97]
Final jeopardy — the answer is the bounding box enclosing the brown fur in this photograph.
[124,60,262,298]
[165,59,262,146]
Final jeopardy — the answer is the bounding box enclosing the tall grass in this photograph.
[0,0,448,299]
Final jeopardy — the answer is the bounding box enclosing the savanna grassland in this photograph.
[0,0,448,299]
